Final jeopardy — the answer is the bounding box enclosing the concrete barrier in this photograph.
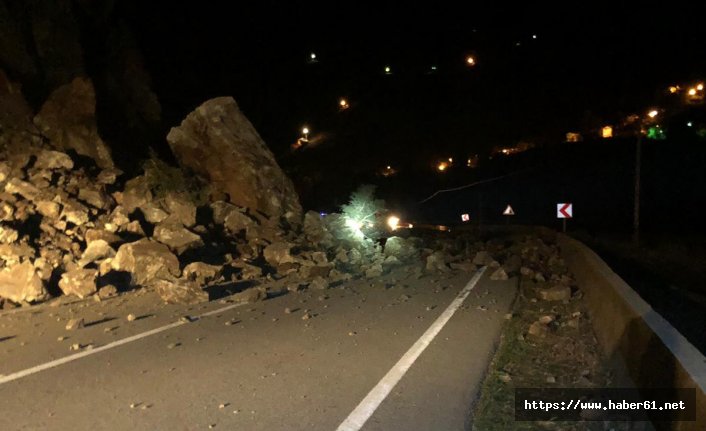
[559,235,706,430]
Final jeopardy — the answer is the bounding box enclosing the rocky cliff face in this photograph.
[0,0,162,169]
[34,77,114,168]
[167,97,303,224]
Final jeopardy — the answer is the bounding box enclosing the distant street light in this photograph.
[310,52,317,60]
[437,162,448,172]
[698,83,704,91]
[647,109,659,118]
[302,127,310,141]
[465,56,476,66]
[669,86,679,94]
[688,88,697,96]
[384,66,392,74]
[339,98,349,110]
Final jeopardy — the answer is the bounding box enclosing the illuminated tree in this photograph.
[340,184,386,241]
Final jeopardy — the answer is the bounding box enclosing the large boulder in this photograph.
[166,97,302,222]
[153,223,204,255]
[263,242,296,267]
[426,251,450,272]
[0,261,46,303]
[302,211,334,248]
[33,78,114,168]
[111,239,180,286]
[78,240,116,268]
[34,149,74,170]
[162,192,197,227]
[153,278,208,305]
[384,236,419,261]
[183,262,223,285]
[58,268,97,299]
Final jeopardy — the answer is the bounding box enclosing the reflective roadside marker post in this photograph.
[557,203,573,233]
[503,204,515,225]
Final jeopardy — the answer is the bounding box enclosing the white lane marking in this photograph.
[0,302,246,386]
[336,266,488,431]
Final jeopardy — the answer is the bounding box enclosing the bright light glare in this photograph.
[466,56,476,66]
[310,53,316,60]
[688,88,697,96]
[387,215,400,231]
[669,86,678,93]
[384,66,391,73]
[302,127,310,135]
[698,83,704,91]
[647,110,659,118]
[345,218,364,237]
[687,122,693,127]
[437,162,448,171]
[339,98,348,107]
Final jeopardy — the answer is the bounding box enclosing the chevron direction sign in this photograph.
[556,203,573,219]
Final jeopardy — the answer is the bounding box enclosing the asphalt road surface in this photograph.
[0,264,517,430]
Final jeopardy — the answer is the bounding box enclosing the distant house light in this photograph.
[565,132,583,143]
[601,126,613,138]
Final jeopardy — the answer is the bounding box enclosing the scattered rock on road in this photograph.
[536,284,572,302]
[65,318,84,331]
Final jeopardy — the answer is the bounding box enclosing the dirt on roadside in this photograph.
[470,275,638,431]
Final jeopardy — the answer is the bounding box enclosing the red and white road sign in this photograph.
[557,203,573,219]
[503,205,515,216]
[461,213,470,222]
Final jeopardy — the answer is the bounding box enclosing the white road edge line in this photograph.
[0,302,245,386]
[336,266,488,431]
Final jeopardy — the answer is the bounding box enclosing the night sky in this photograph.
[118,2,705,166]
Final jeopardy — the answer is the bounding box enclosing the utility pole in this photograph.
[632,131,642,247]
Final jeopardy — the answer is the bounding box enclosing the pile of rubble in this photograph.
[0,71,429,308]
[0,141,423,307]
